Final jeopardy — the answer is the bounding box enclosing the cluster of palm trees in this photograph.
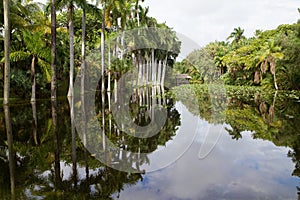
[2,0,163,104]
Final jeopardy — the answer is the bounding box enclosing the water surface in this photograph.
[0,85,299,199]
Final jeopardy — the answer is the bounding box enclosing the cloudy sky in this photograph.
[142,0,300,46]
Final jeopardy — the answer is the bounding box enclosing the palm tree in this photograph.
[9,30,51,102]
[101,0,106,95]
[80,2,87,97]
[227,27,246,44]
[51,0,57,100]
[67,1,75,97]
[3,0,10,104]
[55,0,82,98]
[64,0,93,97]
[2,1,53,102]
[256,39,284,90]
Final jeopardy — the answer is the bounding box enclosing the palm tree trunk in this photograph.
[135,0,140,27]
[151,49,154,84]
[52,98,61,189]
[146,59,150,85]
[32,101,38,145]
[114,78,117,103]
[81,7,86,96]
[50,0,60,189]
[121,31,125,57]
[68,3,75,97]
[101,4,106,151]
[4,105,15,197]
[161,56,167,86]
[50,3,59,176]
[138,59,142,86]
[108,45,112,135]
[31,56,36,102]
[157,60,162,85]
[274,71,278,90]
[154,59,157,85]
[81,77,88,180]
[108,45,111,92]
[101,2,106,95]
[162,85,166,105]
[102,94,106,150]
[68,96,77,188]
[3,0,10,105]
[51,0,57,100]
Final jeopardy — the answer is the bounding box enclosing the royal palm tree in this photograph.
[80,1,87,97]
[54,0,79,97]
[3,0,10,104]
[51,0,57,100]
[60,0,93,97]
[67,1,75,97]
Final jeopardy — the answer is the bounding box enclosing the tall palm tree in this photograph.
[55,0,83,98]
[67,1,75,97]
[50,0,60,190]
[60,0,92,97]
[78,1,100,92]
[227,27,246,44]
[3,0,10,104]
[101,0,106,95]
[51,0,57,100]
[80,1,87,97]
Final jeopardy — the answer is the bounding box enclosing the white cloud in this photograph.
[143,0,300,46]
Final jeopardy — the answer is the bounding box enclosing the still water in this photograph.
[0,85,299,199]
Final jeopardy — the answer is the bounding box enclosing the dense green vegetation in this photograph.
[0,0,179,101]
[175,9,300,90]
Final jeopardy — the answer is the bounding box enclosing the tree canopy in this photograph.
[176,11,300,90]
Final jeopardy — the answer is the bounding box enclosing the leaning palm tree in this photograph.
[256,39,284,90]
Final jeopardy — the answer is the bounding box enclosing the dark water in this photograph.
[0,85,299,199]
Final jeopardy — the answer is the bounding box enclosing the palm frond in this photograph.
[37,58,52,83]
[4,51,31,63]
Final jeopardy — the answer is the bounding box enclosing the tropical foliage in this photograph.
[0,0,179,100]
[176,13,300,90]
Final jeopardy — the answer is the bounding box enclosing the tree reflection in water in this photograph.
[0,85,180,199]
[174,84,300,197]
[1,84,300,198]
[93,85,180,172]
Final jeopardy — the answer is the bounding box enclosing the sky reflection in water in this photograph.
[116,102,298,200]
